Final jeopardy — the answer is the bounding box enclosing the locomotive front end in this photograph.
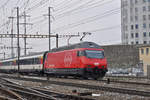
[78,49,107,79]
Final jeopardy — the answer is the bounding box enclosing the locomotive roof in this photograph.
[51,42,101,52]
[0,52,45,62]
[0,42,101,62]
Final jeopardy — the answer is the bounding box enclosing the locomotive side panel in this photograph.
[44,48,108,79]
[44,49,82,75]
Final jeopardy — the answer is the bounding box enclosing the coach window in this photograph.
[34,58,40,64]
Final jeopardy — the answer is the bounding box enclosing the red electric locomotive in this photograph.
[43,42,107,79]
[0,42,107,79]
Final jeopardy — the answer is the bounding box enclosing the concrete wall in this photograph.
[102,45,139,68]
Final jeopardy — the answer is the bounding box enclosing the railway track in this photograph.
[22,74,150,86]
[100,78,150,86]
[1,74,150,97]
[0,78,95,100]
[0,78,56,100]
[0,87,23,100]
[105,75,148,79]
[15,73,150,86]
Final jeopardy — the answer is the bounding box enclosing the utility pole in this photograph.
[3,52,5,60]
[56,34,58,48]
[20,11,32,56]
[48,7,51,51]
[17,7,20,73]
[44,7,53,51]
[8,16,15,58]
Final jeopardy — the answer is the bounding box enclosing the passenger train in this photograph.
[0,42,108,79]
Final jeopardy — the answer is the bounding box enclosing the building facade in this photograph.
[121,0,150,45]
[139,45,150,76]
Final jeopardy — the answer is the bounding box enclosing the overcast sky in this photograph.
[0,0,121,58]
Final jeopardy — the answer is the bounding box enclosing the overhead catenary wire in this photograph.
[53,7,121,32]
[22,0,121,36]
[86,24,121,33]
[0,0,120,33]
[55,0,115,20]
[0,0,11,10]
[25,0,49,13]
[54,0,92,13]
[54,0,95,16]
[0,0,121,50]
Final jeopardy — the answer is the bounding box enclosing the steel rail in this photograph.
[105,75,148,79]
[17,74,150,86]
[0,77,95,100]
[0,87,23,100]
[100,79,150,86]
[2,74,150,87]
[0,83,57,100]
[31,88,95,100]
[1,75,150,97]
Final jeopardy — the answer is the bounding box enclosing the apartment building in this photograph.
[121,0,150,45]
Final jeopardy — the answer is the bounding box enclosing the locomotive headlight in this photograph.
[94,62,99,66]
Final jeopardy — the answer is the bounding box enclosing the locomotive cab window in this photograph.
[85,50,104,59]
[77,51,86,56]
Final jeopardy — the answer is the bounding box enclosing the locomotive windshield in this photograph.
[85,50,104,59]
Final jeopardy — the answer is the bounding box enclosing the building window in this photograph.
[130,16,133,21]
[143,6,146,11]
[131,33,134,38]
[136,33,139,38]
[130,8,133,14]
[149,32,150,37]
[131,42,134,44]
[144,41,147,44]
[135,0,138,4]
[143,23,146,28]
[131,25,134,30]
[135,16,138,21]
[141,49,144,54]
[143,0,146,3]
[130,0,134,5]
[125,33,128,39]
[143,15,146,21]
[148,6,150,11]
[136,41,139,44]
[146,48,149,55]
[135,7,138,12]
[149,15,150,20]
[135,24,138,29]
[143,32,147,37]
